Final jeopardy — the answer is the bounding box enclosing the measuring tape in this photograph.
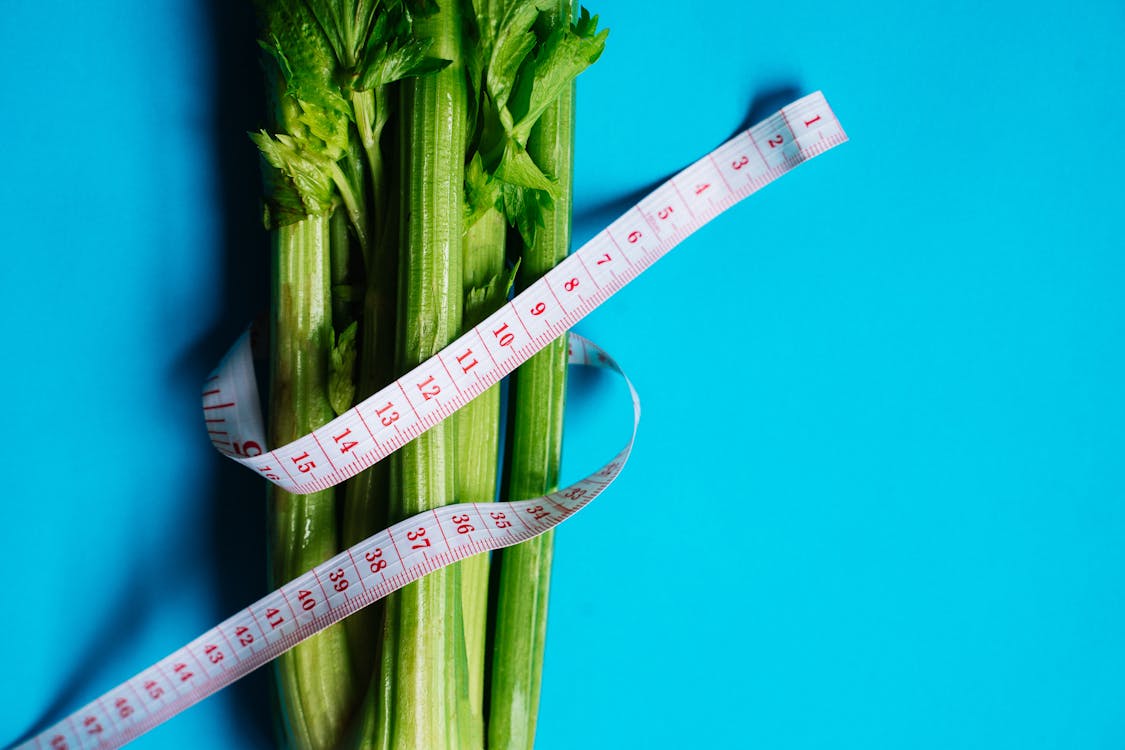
[13,91,846,750]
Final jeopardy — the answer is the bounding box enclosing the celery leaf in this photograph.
[495,141,555,193]
[251,130,338,218]
[328,321,359,416]
[500,181,551,247]
[463,260,521,327]
[486,2,545,123]
[510,8,607,144]
[465,152,504,229]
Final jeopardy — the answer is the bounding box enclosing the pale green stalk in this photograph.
[269,213,356,750]
[489,3,576,748]
[368,4,472,748]
[342,83,396,684]
[455,205,508,748]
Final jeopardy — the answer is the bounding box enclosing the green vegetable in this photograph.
[488,5,605,748]
[253,1,360,745]
[249,2,605,747]
[455,199,508,749]
[370,3,470,748]
[268,216,359,750]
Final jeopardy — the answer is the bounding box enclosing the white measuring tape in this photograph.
[13,91,846,750]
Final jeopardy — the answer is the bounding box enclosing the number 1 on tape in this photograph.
[13,92,846,750]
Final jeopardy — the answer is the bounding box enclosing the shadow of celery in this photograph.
[11,4,274,748]
[188,0,276,745]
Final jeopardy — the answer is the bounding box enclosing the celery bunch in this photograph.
[251,1,605,748]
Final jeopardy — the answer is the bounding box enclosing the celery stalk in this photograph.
[253,3,364,745]
[371,4,470,748]
[268,214,356,750]
[489,3,578,747]
[456,204,508,748]
[341,71,396,692]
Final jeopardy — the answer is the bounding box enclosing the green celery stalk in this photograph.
[369,4,471,748]
[340,56,396,693]
[335,0,456,686]
[489,3,578,747]
[455,203,508,749]
[268,214,356,750]
[252,2,364,744]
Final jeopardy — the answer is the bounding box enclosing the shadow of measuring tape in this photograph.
[571,82,803,237]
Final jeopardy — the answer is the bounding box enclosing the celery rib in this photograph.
[370,4,470,749]
[489,1,577,746]
[269,214,356,750]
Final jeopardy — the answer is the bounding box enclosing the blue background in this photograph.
[2,1,1123,748]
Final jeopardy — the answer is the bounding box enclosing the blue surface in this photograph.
[2,1,1124,748]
